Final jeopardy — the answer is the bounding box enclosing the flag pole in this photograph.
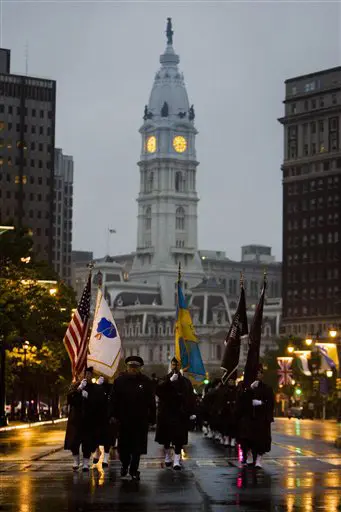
[178,262,181,284]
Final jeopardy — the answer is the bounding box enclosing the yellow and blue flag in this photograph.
[175,281,206,384]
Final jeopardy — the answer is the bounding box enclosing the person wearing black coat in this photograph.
[236,364,274,468]
[155,357,196,470]
[220,378,238,446]
[109,356,156,481]
[64,366,100,471]
[92,376,117,468]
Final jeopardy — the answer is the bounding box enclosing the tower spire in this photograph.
[166,17,173,46]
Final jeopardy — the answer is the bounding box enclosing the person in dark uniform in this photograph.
[92,376,117,468]
[236,364,274,468]
[64,366,100,471]
[155,357,196,470]
[109,356,156,481]
[220,378,238,447]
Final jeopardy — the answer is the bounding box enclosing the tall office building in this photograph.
[279,66,341,337]
[53,148,73,284]
[0,48,56,263]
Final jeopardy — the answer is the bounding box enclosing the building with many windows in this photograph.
[53,148,73,284]
[278,66,341,338]
[0,48,56,263]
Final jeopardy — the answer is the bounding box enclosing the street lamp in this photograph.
[329,329,337,339]
[287,345,294,354]
[326,370,333,378]
[20,340,30,422]
[305,337,313,347]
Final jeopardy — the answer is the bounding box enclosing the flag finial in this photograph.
[263,268,267,283]
[87,260,94,272]
[240,271,244,287]
[178,262,182,283]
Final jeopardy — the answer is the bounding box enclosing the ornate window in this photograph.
[175,171,186,192]
[176,207,185,230]
[145,206,151,230]
[147,172,154,193]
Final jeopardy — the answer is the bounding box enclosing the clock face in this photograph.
[173,135,187,153]
[146,136,156,153]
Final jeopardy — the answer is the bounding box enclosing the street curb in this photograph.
[32,445,65,461]
[0,417,67,433]
[335,437,341,449]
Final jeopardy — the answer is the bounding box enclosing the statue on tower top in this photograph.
[166,17,173,45]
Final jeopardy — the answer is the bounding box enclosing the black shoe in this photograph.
[92,458,99,464]
[130,471,140,481]
[120,467,128,477]
[102,462,108,468]
[165,462,172,468]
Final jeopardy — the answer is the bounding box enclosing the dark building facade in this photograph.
[53,148,73,284]
[0,48,56,263]
[279,66,341,338]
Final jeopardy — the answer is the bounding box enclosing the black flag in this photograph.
[221,283,248,382]
[243,275,267,387]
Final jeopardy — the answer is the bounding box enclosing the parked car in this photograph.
[287,406,303,419]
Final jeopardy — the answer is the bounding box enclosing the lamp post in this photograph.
[20,340,30,422]
[0,336,8,427]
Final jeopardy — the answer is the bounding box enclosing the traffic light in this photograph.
[203,379,210,385]
[295,388,302,396]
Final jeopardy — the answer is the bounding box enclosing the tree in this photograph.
[0,228,76,420]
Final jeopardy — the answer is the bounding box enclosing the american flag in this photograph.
[63,274,91,378]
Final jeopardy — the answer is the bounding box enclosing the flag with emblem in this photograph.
[175,273,206,384]
[87,287,122,378]
[221,280,248,381]
[63,273,91,379]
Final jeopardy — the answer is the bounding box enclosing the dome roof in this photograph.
[147,21,192,123]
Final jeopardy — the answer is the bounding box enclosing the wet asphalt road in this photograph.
[0,419,341,512]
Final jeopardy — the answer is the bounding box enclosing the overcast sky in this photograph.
[2,1,340,261]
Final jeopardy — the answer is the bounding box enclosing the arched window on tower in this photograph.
[145,206,151,230]
[175,172,186,192]
[176,207,185,230]
[147,172,154,193]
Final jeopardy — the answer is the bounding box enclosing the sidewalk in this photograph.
[0,417,67,433]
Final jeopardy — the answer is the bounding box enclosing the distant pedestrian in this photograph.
[155,357,196,470]
[64,366,100,471]
[109,356,156,481]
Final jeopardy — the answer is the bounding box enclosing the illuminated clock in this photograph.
[146,135,157,153]
[173,135,187,153]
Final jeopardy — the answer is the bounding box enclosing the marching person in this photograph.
[64,366,100,471]
[220,378,238,447]
[109,356,156,481]
[236,364,274,468]
[92,376,117,468]
[155,357,196,470]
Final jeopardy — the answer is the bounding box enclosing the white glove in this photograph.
[78,379,87,390]
[170,373,179,382]
[252,399,263,406]
[82,390,88,399]
[189,415,196,420]
[97,376,104,385]
[251,381,259,389]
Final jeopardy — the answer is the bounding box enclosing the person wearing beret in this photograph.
[155,357,196,470]
[235,363,275,468]
[109,356,156,481]
[64,367,101,471]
